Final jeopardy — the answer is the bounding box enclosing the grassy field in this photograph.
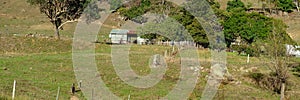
[1,34,300,99]
[1,0,300,99]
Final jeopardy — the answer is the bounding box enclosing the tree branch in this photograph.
[58,20,78,29]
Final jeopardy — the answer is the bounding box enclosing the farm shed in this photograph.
[109,29,137,44]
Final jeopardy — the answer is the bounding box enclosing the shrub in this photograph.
[248,72,289,94]
[231,44,259,56]
[291,64,300,77]
[231,44,247,55]
[245,46,259,57]
[248,72,265,85]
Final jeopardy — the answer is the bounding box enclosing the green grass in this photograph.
[0,53,79,99]
[1,0,300,99]
[1,39,300,99]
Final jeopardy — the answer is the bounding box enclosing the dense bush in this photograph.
[292,64,300,77]
[231,44,259,56]
[248,72,289,94]
[244,46,259,57]
[248,72,265,85]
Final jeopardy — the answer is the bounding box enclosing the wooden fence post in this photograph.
[56,86,60,100]
[12,80,16,100]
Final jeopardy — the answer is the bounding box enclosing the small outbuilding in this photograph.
[109,29,137,44]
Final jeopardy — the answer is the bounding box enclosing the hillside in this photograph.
[1,0,300,99]
[0,0,76,38]
[1,0,300,43]
[216,0,300,43]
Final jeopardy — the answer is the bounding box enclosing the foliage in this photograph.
[223,11,273,46]
[118,0,224,48]
[292,65,300,72]
[261,19,292,98]
[137,17,190,41]
[291,64,300,77]
[248,71,291,94]
[226,0,246,11]
[231,44,259,56]
[277,0,295,12]
[109,0,122,10]
[248,72,265,85]
[118,0,151,19]
[244,46,259,57]
[119,0,294,49]
[231,44,247,55]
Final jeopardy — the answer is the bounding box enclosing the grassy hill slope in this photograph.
[0,0,300,99]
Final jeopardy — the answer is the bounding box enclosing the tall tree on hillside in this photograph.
[27,0,100,39]
[223,10,273,46]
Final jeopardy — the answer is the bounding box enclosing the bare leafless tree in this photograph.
[265,19,291,100]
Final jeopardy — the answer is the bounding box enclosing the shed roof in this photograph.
[110,29,129,34]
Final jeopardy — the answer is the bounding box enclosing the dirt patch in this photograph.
[70,96,79,100]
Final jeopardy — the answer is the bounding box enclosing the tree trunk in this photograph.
[297,2,300,12]
[54,26,60,40]
[53,18,61,40]
[280,82,285,100]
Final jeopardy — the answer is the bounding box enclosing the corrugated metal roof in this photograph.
[110,29,129,34]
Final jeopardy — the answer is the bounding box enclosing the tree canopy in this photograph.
[137,17,190,41]
[226,0,246,11]
[115,0,294,48]
[223,11,273,45]
[277,0,295,12]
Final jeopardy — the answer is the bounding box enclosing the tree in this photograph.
[277,0,295,13]
[137,17,190,42]
[264,19,293,100]
[119,0,212,47]
[223,10,273,46]
[109,0,122,11]
[27,0,99,39]
[226,0,246,11]
[118,0,151,19]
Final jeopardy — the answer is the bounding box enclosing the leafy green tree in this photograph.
[277,0,295,12]
[119,0,151,19]
[27,0,100,39]
[226,0,246,11]
[223,11,273,46]
[119,0,213,47]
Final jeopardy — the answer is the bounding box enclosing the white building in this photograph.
[109,29,137,44]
